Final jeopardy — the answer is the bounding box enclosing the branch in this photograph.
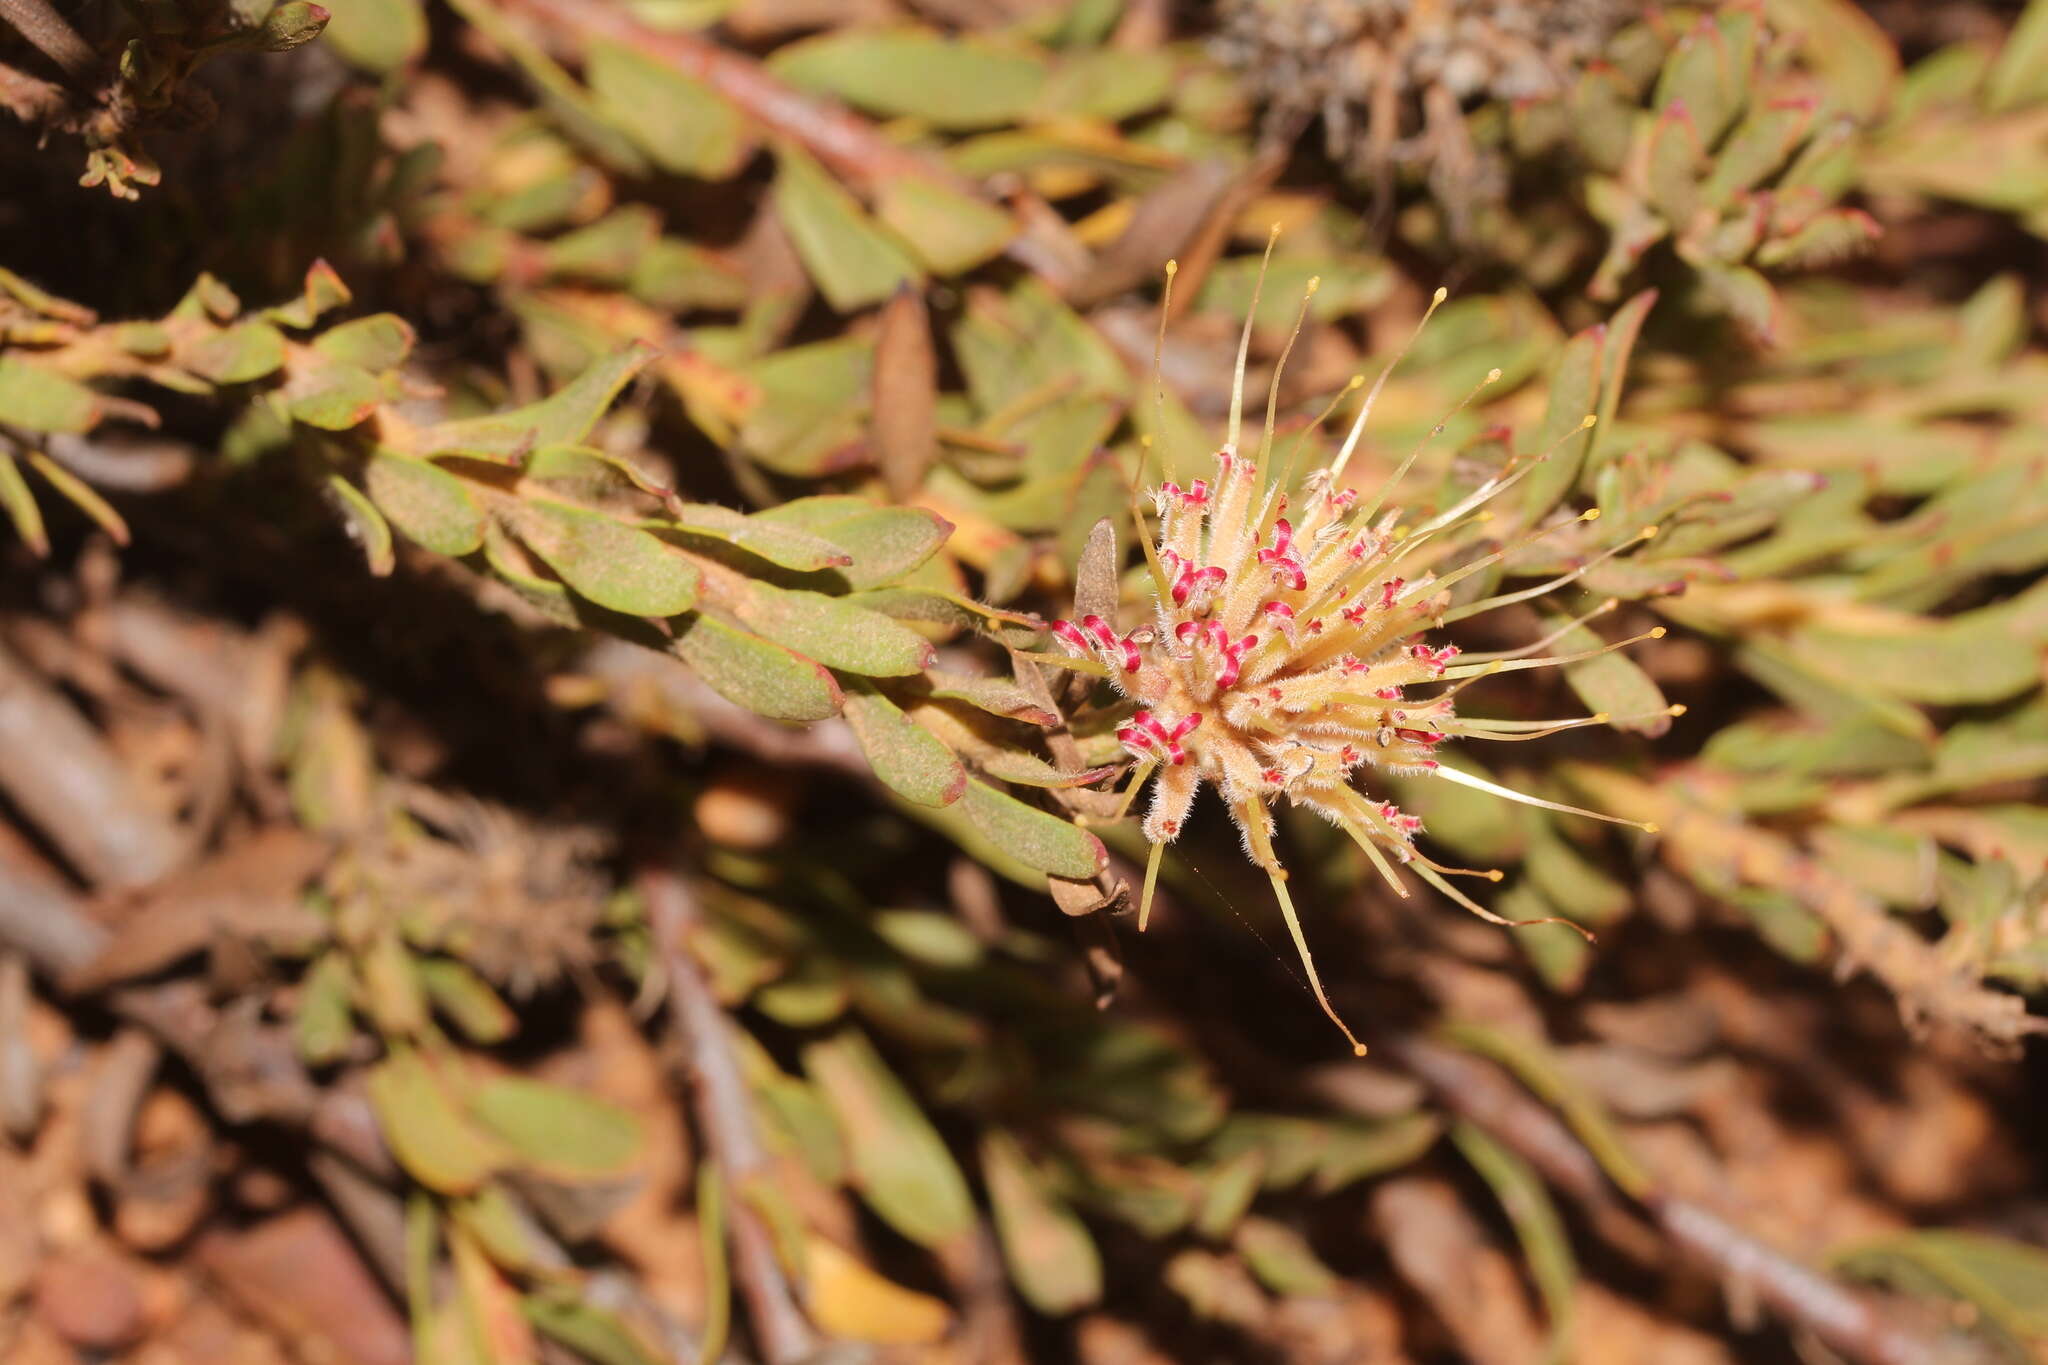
[0,0,95,81]
[0,638,185,889]
[1386,1033,1995,1365]
[640,866,819,1365]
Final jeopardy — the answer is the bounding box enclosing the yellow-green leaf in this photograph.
[981,1131,1102,1315]
[509,500,700,616]
[468,1076,645,1181]
[842,678,966,807]
[772,143,922,313]
[415,345,657,463]
[661,503,853,573]
[363,449,486,556]
[184,321,288,384]
[0,452,46,555]
[721,580,934,677]
[293,951,356,1066]
[959,779,1105,879]
[753,496,951,589]
[366,1047,507,1194]
[874,177,1016,276]
[322,0,428,71]
[771,28,1048,130]
[0,356,101,431]
[419,958,516,1045]
[587,40,749,179]
[290,363,383,430]
[802,1029,974,1248]
[326,474,396,577]
[314,313,417,372]
[670,614,843,721]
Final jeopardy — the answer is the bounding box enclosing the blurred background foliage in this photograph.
[3,1,2048,1362]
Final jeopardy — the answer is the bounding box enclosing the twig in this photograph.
[0,56,69,122]
[0,638,185,888]
[641,866,819,1365]
[1386,1033,1994,1365]
[0,0,95,81]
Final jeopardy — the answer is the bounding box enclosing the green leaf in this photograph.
[321,0,428,71]
[0,451,46,555]
[1234,1217,1338,1299]
[24,448,129,544]
[802,1029,975,1249]
[1786,624,2041,706]
[1764,0,1899,119]
[925,672,1057,726]
[1520,324,1604,520]
[663,503,853,572]
[874,177,1016,276]
[0,357,100,432]
[871,910,983,968]
[753,497,951,589]
[695,1167,731,1363]
[951,276,1126,413]
[185,321,289,384]
[293,952,356,1066]
[363,449,486,556]
[418,959,516,1045]
[263,260,353,329]
[366,1047,507,1195]
[1987,0,2048,111]
[671,613,843,721]
[981,1131,1102,1316]
[1542,613,1671,736]
[414,344,657,463]
[1208,1112,1442,1194]
[1833,1230,2048,1360]
[313,313,417,372]
[772,143,922,312]
[508,500,701,616]
[959,779,1105,879]
[326,473,396,577]
[719,579,934,677]
[771,27,1048,130]
[257,1,330,51]
[468,1076,645,1181]
[289,363,384,430]
[1454,1122,1576,1365]
[1193,1149,1265,1240]
[842,679,966,808]
[587,40,749,178]
[522,1289,668,1365]
[1037,46,1172,121]
[738,338,872,476]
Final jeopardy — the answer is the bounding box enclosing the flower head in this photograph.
[1048,251,1675,1053]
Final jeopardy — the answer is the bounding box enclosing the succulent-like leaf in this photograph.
[670,613,844,721]
[508,500,701,617]
[842,678,967,807]
[958,778,1105,879]
[363,449,487,556]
